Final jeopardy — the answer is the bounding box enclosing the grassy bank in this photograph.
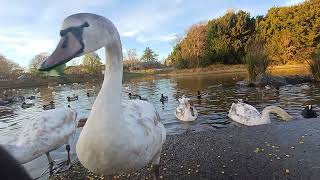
[132,64,308,77]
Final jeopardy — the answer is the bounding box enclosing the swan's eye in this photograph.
[61,36,69,48]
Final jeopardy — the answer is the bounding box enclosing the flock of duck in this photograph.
[0,13,318,179]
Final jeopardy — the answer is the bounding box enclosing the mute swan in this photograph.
[228,102,292,126]
[2,108,77,174]
[39,13,166,179]
[301,105,317,118]
[175,96,198,121]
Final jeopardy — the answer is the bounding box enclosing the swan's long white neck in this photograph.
[86,31,124,127]
[260,106,292,123]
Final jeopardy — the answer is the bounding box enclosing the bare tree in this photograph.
[29,52,49,72]
[0,54,23,77]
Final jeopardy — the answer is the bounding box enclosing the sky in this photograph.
[0,0,305,68]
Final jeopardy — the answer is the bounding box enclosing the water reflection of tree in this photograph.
[39,88,55,104]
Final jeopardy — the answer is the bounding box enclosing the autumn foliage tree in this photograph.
[167,0,320,69]
[82,52,102,74]
[180,23,208,67]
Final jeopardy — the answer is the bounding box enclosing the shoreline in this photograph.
[0,64,308,89]
[50,118,320,180]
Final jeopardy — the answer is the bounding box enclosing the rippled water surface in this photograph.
[0,73,318,142]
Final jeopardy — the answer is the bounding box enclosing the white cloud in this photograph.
[285,0,305,6]
[115,2,183,42]
[136,33,177,43]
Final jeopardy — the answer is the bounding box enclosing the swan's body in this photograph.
[2,108,77,173]
[301,105,317,118]
[228,102,292,126]
[39,13,166,177]
[175,96,198,121]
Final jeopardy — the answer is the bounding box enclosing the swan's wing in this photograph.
[228,102,261,125]
[122,100,166,165]
[15,108,77,163]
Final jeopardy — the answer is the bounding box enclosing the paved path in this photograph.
[51,118,320,180]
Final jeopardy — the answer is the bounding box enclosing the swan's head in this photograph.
[39,13,119,71]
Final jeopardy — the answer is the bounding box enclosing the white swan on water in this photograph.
[175,95,198,121]
[39,13,166,178]
[2,108,77,174]
[228,102,292,126]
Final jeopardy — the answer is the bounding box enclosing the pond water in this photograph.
[0,73,318,141]
[0,73,318,178]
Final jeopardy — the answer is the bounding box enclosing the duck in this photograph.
[138,95,148,101]
[3,95,14,103]
[228,102,292,126]
[197,91,208,99]
[86,91,95,97]
[160,94,168,103]
[175,95,198,121]
[67,95,78,102]
[26,96,36,100]
[301,84,310,90]
[77,117,87,128]
[301,105,317,118]
[0,106,13,117]
[21,102,34,109]
[238,97,249,104]
[128,93,139,99]
[265,85,272,90]
[2,108,78,175]
[43,101,55,110]
[38,13,166,179]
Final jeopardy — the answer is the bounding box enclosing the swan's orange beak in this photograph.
[39,33,83,71]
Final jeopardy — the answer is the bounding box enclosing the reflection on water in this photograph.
[0,73,318,178]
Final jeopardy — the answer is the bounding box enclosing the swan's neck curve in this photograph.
[87,33,124,127]
[260,106,292,123]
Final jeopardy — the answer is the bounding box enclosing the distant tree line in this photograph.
[123,47,164,71]
[0,54,23,78]
[166,0,320,69]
